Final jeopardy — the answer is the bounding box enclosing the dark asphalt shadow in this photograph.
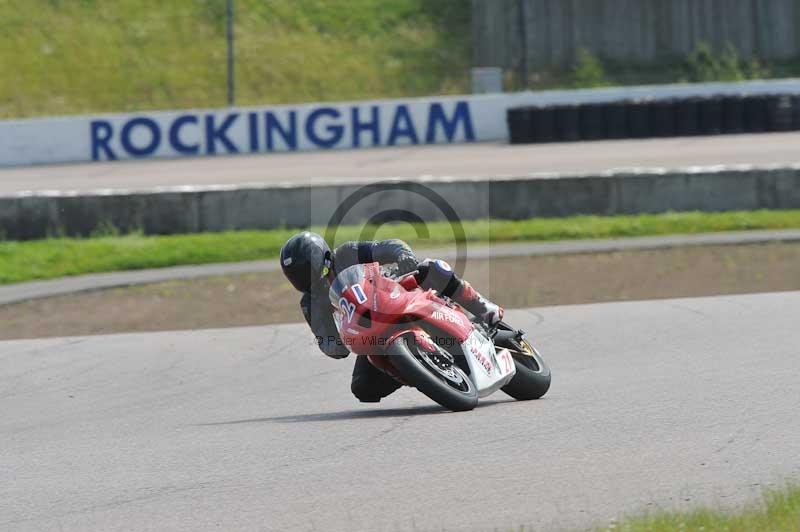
[196,398,516,426]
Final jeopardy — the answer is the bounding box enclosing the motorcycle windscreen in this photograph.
[329,264,368,307]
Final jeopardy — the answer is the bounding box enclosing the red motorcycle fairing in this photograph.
[332,262,474,356]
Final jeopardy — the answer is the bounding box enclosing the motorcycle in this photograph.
[330,262,551,411]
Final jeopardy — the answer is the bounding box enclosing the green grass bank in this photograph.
[2,210,800,285]
[5,1,800,119]
[1,0,469,118]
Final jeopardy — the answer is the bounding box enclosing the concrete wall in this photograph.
[473,0,800,69]
[6,79,800,167]
[2,166,800,241]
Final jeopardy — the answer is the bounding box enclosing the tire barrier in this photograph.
[698,97,723,135]
[794,95,800,130]
[555,104,580,142]
[722,96,745,134]
[627,99,653,138]
[767,94,794,132]
[508,106,532,145]
[579,103,606,140]
[604,101,629,139]
[532,106,557,142]
[674,97,701,136]
[743,96,768,132]
[651,99,676,137]
[507,93,800,144]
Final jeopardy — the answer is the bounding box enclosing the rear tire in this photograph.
[388,336,478,412]
[500,337,551,401]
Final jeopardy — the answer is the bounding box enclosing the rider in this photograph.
[280,231,504,403]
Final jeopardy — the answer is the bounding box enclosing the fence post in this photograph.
[517,0,529,87]
[226,0,235,106]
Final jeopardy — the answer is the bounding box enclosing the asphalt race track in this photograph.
[2,291,799,531]
[2,132,800,194]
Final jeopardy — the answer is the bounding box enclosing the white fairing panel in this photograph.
[462,329,516,397]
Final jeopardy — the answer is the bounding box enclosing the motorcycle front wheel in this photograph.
[496,324,552,400]
[387,334,478,412]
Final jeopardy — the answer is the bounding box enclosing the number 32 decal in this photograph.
[339,284,366,323]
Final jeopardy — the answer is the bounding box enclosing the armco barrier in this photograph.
[2,166,799,241]
[507,93,800,144]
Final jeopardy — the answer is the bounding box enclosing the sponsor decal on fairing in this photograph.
[351,284,367,304]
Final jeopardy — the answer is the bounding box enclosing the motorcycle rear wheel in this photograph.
[387,335,478,412]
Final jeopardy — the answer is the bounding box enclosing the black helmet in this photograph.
[280,231,332,292]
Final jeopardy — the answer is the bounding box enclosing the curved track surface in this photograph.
[2,292,799,531]
[2,132,800,193]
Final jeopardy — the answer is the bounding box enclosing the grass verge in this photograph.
[601,485,800,532]
[6,2,800,119]
[1,209,800,285]
[1,0,469,118]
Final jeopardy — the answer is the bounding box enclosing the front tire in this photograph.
[500,337,551,401]
[387,336,478,412]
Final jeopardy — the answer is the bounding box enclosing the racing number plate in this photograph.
[495,348,515,378]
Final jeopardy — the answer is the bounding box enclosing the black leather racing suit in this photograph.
[300,239,499,403]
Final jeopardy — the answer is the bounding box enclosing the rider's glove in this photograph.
[480,300,504,327]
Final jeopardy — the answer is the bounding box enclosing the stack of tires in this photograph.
[507,94,800,144]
